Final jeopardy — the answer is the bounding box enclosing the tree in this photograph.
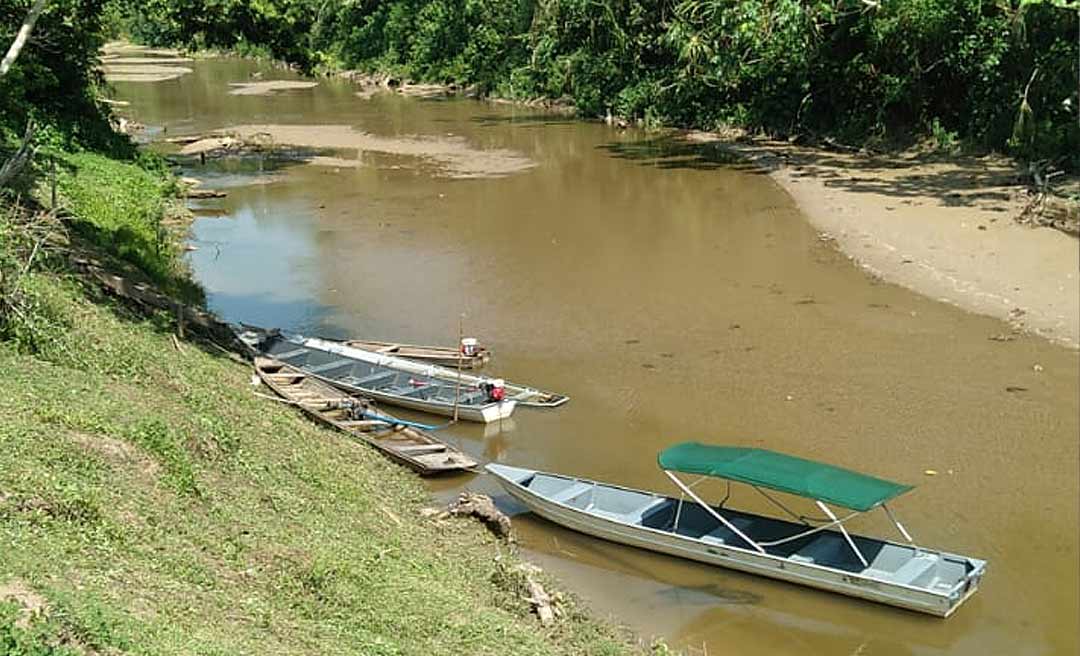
[0,0,48,76]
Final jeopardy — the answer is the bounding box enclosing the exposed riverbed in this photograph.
[110,54,1079,655]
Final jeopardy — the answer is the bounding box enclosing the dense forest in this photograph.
[112,0,1080,167]
[0,0,1078,167]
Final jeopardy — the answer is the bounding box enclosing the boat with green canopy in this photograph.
[487,442,986,617]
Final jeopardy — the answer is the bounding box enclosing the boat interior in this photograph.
[260,337,491,407]
[521,473,973,593]
[257,360,476,471]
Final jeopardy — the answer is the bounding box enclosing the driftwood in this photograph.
[164,135,204,145]
[184,188,227,199]
[446,492,512,540]
[519,564,556,626]
[426,494,558,625]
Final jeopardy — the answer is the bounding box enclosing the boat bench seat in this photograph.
[272,347,310,362]
[590,498,668,524]
[395,444,447,455]
[457,391,485,405]
[352,371,397,388]
[700,517,756,546]
[549,482,592,504]
[890,555,938,585]
[388,386,430,399]
[789,534,848,565]
[307,359,353,374]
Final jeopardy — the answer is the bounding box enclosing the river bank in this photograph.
[0,152,644,654]
[688,133,1080,349]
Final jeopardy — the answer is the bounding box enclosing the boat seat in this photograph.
[272,347,310,361]
[395,444,446,455]
[590,498,668,524]
[307,359,353,374]
[386,386,430,398]
[700,516,757,546]
[789,534,848,565]
[624,498,669,523]
[891,555,938,585]
[549,482,592,504]
[456,391,485,405]
[352,371,397,388]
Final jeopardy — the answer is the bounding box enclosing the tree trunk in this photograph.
[0,0,49,77]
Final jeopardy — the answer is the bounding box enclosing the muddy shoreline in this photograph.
[690,133,1079,349]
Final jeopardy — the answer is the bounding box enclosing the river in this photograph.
[110,55,1079,655]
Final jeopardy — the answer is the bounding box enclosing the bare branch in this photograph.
[0,122,38,189]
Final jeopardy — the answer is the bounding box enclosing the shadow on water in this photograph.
[197,291,337,336]
[471,113,581,128]
[655,583,763,607]
[599,134,752,172]
[601,133,1019,208]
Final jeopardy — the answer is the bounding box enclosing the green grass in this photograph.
[0,272,638,656]
[54,152,198,300]
[0,141,641,653]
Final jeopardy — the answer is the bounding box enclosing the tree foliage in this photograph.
[0,0,124,152]
[108,1,1080,165]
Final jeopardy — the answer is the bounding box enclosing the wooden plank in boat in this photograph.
[395,444,448,455]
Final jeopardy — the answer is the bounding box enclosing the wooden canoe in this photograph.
[342,338,490,369]
[255,357,478,475]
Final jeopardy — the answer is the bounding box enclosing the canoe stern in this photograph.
[480,400,518,424]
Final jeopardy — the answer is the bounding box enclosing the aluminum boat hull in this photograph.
[487,464,985,617]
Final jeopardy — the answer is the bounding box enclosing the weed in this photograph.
[930,118,961,154]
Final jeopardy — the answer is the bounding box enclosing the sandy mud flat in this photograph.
[219,124,536,179]
[101,43,194,83]
[688,132,1079,348]
[227,81,320,96]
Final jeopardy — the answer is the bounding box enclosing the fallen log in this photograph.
[184,188,227,199]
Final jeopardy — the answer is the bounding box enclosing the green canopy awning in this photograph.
[658,442,913,512]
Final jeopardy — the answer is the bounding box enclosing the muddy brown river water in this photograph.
[112,56,1079,655]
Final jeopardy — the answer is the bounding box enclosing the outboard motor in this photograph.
[480,379,506,403]
[337,397,370,420]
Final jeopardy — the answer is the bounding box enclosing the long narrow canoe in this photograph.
[236,327,518,423]
[236,325,567,416]
[302,335,567,409]
[255,357,478,475]
[342,338,490,369]
[487,453,986,617]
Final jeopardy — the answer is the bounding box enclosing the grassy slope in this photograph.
[0,156,638,655]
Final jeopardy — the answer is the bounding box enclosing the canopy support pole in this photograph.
[816,501,868,568]
[665,471,765,554]
[755,509,862,547]
[718,480,731,508]
[673,493,684,532]
[882,504,915,545]
[751,485,831,525]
